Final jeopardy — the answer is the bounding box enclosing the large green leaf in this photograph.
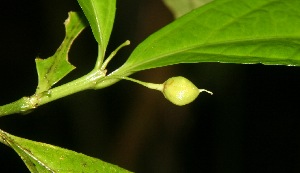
[35,12,87,94]
[77,0,116,55]
[0,129,132,173]
[163,0,213,18]
[115,0,300,76]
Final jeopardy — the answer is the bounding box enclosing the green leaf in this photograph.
[77,0,116,53]
[0,129,132,173]
[163,0,213,18]
[35,12,87,94]
[115,0,300,76]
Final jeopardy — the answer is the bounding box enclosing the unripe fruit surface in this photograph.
[163,76,200,106]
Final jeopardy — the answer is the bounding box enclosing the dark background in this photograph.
[0,0,299,172]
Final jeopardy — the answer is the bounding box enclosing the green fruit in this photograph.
[162,76,212,106]
[118,76,212,106]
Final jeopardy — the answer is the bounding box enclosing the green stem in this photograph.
[122,77,164,91]
[0,97,32,116]
[95,40,130,71]
[38,70,105,105]
[101,40,130,71]
[0,69,107,117]
[104,76,164,91]
[94,44,105,70]
[0,40,132,117]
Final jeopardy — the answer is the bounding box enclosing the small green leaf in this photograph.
[77,0,116,53]
[35,12,87,94]
[0,129,132,173]
[163,0,213,18]
[115,0,300,76]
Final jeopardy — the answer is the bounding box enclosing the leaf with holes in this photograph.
[35,12,87,94]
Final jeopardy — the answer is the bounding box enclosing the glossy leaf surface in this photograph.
[35,12,87,94]
[115,0,300,76]
[77,0,116,52]
[0,129,132,173]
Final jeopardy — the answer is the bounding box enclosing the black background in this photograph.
[0,0,299,172]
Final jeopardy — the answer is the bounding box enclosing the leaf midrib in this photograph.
[90,0,103,45]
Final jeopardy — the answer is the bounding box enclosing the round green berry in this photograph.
[162,76,212,106]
